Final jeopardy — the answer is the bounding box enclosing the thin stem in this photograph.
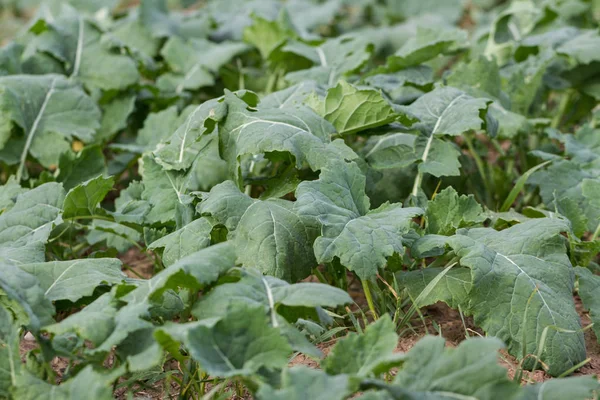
[362,279,379,320]
[551,89,574,129]
[591,221,600,242]
[464,133,491,206]
[411,134,434,196]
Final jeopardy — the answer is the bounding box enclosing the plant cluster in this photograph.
[0,0,599,398]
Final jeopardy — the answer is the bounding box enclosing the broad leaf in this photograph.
[159,37,247,93]
[62,175,114,219]
[307,81,414,135]
[324,316,400,377]
[0,261,54,331]
[256,366,351,400]
[0,182,65,264]
[152,99,226,170]
[184,304,292,377]
[398,267,472,309]
[234,198,318,282]
[365,336,519,400]
[449,219,585,376]
[296,162,422,279]
[425,187,486,235]
[148,218,213,267]
[0,75,101,178]
[19,258,125,302]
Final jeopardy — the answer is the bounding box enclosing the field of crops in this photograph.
[1,0,600,398]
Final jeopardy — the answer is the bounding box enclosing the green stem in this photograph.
[313,268,328,285]
[464,134,491,206]
[362,279,379,320]
[551,90,573,129]
[411,134,434,196]
[591,221,600,242]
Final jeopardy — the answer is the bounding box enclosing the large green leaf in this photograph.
[159,37,247,93]
[296,162,422,279]
[425,187,486,235]
[12,366,115,400]
[0,306,20,398]
[26,4,139,91]
[19,258,125,302]
[148,218,213,266]
[449,219,585,376]
[62,175,114,220]
[383,26,467,71]
[0,261,54,331]
[256,366,351,400]
[398,267,472,309]
[575,267,600,342]
[323,316,401,377]
[234,198,319,282]
[0,182,65,264]
[145,242,237,301]
[0,75,101,178]
[365,336,519,400]
[517,376,600,400]
[218,90,351,184]
[152,99,226,171]
[44,293,118,346]
[184,304,292,377]
[307,81,414,135]
[194,269,351,320]
[196,180,256,231]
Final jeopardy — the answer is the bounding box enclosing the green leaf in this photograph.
[159,37,247,93]
[196,180,256,231]
[396,87,494,138]
[414,135,461,178]
[139,0,212,39]
[27,6,139,91]
[307,81,415,135]
[62,175,114,220]
[0,75,101,179]
[56,145,106,191]
[296,162,422,279]
[12,366,115,400]
[366,336,518,399]
[363,132,418,170]
[139,154,193,225]
[575,267,600,342]
[0,261,54,331]
[234,198,318,282]
[146,242,237,301]
[194,269,351,320]
[426,187,486,235]
[398,267,472,309]
[152,99,227,170]
[530,160,600,233]
[0,182,65,264]
[519,375,600,400]
[449,219,585,376]
[148,218,213,266]
[97,94,136,142]
[0,306,20,398]
[44,293,118,346]
[0,176,26,214]
[256,366,351,400]
[324,315,400,377]
[184,304,292,377]
[218,90,349,184]
[384,26,467,71]
[283,36,372,86]
[557,29,600,65]
[19,258,125,302]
